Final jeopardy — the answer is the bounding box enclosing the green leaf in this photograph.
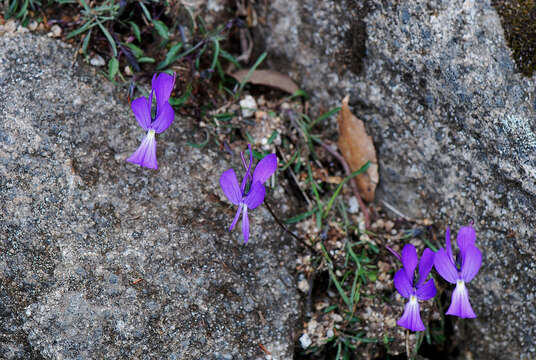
[281,149,299,171]
[156,42,183,70]
[7,0,19,17]
[169,84,191,107]
[213,112,234,121]
[129,21,141,42]
[108,57,119,80]
[78,0,91,12]
[309,107,341,130]
[123,42,144,58]
[66,19,95,39]
[283,89,309,103]
[423,238,438,252]
[320,243,351,308]
[138,1,151,21]
[323,305,338,313]
[152,20,169,40]
[137,57,155,63]
[209,38,220,71]
[266,130,278,145]
[323,161,371,218]
[96,20,117,57]
[15,0,29,19]
[81,29,92,55]
[285,208,316,224]
[236,52,267,98]
[219,49,241,69]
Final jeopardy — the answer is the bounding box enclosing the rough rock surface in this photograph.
[261,0,536,358]
[0,33,298,359]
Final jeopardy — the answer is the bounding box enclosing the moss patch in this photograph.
[493,0,536,76]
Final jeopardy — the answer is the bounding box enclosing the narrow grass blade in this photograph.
[320,243,351,308]
[129,21,141,42]
[81,29,92,54]
[209,38,220,71]
[15,0,29,19]
[67,19,95,39]
[236,51,267,98]
[309,106,341,130]
[285,208,316,224]
[123,42,143,58]
[108,57,119,80]
[219,49,241,68]
[156,42,183,70]
[153,20,169,40]
[138,57,155,63]
[96,20,117,57]
[323,161,370,218]
[138,1,151,21]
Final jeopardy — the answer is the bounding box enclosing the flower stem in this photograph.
[263,200,317,253]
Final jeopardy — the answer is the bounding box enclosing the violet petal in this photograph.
[243,181,266,209]
[417,248,435,287]
[252,153,277,184]
[151,101,174,133]
[397,297,425,332]
[457,225,476,258]
[126,131,157,169]
[460,245,482,282]
[152,72,175,109]
[446,281,476,318]
[131,96,151,131]
[434,248,458,284]
[401,244,418,281]
[416,278,436,301]
[229,203,243,231]
[220,169,242,205]
[393,268,412,299]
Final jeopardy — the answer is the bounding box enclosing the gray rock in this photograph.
[0,33,298,359]
[261,0,536,358]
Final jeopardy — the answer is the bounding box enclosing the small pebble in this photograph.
[348,196,359,214]
[297,278,310,293]
[90,55,106,67]
[48,25,62,38]
[299,333,312,349]
[28,21,38,31]
[6,20,18,33]
[239,95,257,118]
[331,313,343,322]
[1,20,18,34]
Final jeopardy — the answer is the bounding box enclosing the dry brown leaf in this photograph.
[230,69,299,94]
[337,95,379,202]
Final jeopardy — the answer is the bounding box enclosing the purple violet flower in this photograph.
[434,225,482,318]
[127,73,176,169]
[393,244,437,331]
[219,144,277,243]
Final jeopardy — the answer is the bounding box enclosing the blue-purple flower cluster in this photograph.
[392,225,482,332]
[126,74,277,244]
[127,72,176,169]
[125,76,482,323]
[219,144,277,243]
